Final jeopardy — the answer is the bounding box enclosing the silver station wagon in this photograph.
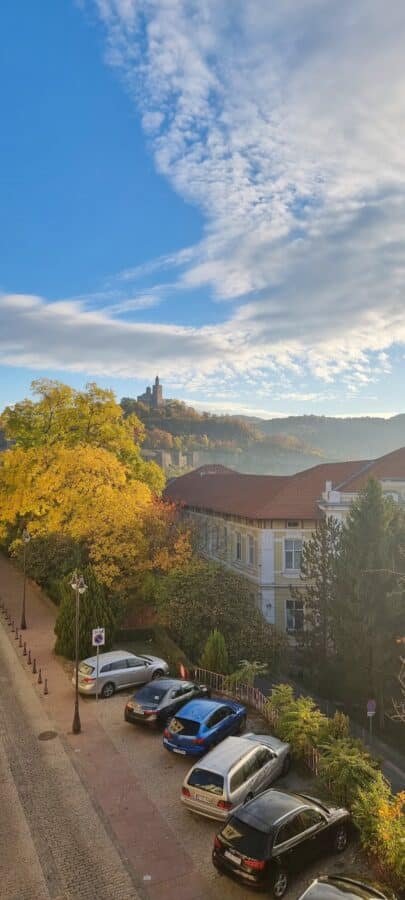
[73,649,169,698]
[181,732,291,820]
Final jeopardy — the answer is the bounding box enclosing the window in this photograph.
[223,526,228,555]
[100,663,111,674]
[284,538,302,570]
[248,534,255,566]
[213,525,219,553]
[112,659,130,671]
[236,532,242,561]
[298,809,324,831]
[286,520,300,528]
[126,657,144,668]
[208,707,232,727]
[274,814,305,847]
[255,747,274,768]
[286,598,304,632]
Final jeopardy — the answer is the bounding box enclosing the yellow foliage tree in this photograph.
[0,379,164,494]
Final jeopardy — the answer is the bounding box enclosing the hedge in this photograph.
[264,685,404,889]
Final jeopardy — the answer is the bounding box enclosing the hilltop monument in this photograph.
[137,376,164,409]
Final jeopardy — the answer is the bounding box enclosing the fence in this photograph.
[192,665,321,776]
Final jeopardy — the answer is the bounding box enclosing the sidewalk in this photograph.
[0,555,212,900]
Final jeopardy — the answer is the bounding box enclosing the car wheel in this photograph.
[333,824,348,853]
[271,869,288,898]
[281,754,291,776]
[237,715,247,734]
[152,669,164,680]
[101,681,115,699]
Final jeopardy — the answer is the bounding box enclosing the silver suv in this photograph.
[73,650,169,698]
[182,733,291,820]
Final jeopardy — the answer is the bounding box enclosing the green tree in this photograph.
[333,479,405,724]
[156,561,285,668]
[317,737,381,806]
[200,629,229,673]
[54,566,118,660]
[295,518,341,653]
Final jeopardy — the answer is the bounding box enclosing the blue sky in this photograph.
[1,0,405,418]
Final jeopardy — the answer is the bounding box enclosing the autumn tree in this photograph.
[0,379,164,494]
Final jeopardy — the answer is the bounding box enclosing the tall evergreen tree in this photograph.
[54,565,118,660]
[332,479,405,725]
[292,517,341,683]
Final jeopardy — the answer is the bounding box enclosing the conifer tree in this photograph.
[200,629,229,673]
[54,565,118,660]
[333,479,405,724]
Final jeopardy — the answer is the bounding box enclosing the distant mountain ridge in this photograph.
[233,413,405,461]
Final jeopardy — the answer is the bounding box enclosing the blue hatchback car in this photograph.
[163,698,247,756]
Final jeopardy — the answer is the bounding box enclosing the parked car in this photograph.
[298,875,398,899]
[212,788,350,898]
[163,698,247,756]
[181,732,291,820]
[72,650,169,698]
[124,678,210,726]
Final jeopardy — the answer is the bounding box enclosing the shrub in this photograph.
[265,683,295,716]
[224,660,268,690]
[200,629,229,674]
[353,781,405,888]
[317,737,381,807]
[277,696,328,759]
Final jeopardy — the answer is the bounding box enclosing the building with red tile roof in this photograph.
[165,449,405,635]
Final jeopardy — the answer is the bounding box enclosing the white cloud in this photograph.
[88,0,405,386]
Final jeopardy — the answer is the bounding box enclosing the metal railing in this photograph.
[192,665,320,776]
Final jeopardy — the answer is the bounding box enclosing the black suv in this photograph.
[212,789,350,898]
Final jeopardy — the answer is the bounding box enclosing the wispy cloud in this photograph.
[87,0,405,388]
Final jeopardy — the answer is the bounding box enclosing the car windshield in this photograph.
[136,684,167,703]
[188,769,224,794]
[170,717,200,736]
[220,816,269,858]
[79,663,94,675]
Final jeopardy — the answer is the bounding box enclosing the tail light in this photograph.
[163,728,170,737]
[143,710,156,717]
[181,786,190,798]
[213,836,222,850]
[82,677,95,684]
[243,858,266,871]
[193,737,205,745]
[217,799,232,810]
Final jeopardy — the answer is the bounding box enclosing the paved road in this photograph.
[0,623,141,900]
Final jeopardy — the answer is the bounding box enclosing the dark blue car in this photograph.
[163,698,247,756]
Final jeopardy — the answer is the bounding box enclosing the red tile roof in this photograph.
[337,446,405,492]
[164,461,362,519]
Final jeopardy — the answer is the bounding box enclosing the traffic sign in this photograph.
[92,627,105,647]
[367,699,376,717]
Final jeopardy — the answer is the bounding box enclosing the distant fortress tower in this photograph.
[137,376,164,409]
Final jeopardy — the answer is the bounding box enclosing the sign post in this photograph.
[367,699,376,742]
[92,628,105,702]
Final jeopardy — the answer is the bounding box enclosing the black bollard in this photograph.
[23,641,27,656]
[44,677,48,696]
[37,667,42,685]
[15,627,19,640]
[19,633,23,648]
[27,649,31,665]
[32,657,37,675]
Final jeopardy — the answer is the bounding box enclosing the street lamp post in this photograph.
[20,528,31,630]
[71,572,87,735]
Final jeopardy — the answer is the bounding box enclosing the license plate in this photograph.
[172,748,186,755]
[224,851,241,866]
